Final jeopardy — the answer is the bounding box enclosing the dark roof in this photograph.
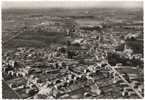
[68,46,88,51]
[126,39,143,54]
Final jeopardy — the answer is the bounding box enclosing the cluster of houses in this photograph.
[2,16,143,99]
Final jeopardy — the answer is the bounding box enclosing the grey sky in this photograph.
[2,1,143,9]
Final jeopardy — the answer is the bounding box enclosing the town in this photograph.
[2,3,144,99]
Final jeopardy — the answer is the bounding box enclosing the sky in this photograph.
[2,0,143,9]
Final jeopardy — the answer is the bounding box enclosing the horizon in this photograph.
[2,1,143,9]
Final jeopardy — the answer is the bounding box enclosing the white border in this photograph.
[0,0,144,100]
[1,0,144,1]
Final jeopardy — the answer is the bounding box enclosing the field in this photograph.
[2,8,143,48]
